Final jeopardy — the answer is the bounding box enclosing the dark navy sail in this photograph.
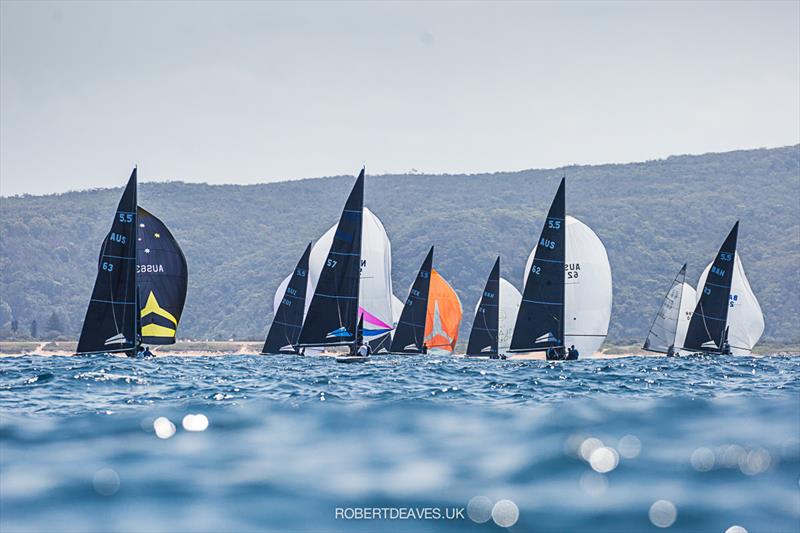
[643,263,687,354]
[297,170,364,347]
[683,222,738,353]
[390,246,434,353]
[262,242,312,354]
[466,256,500,357]
[367,330,393,354]
[76,168,139,354]
[510,178,566,355]
[136,207,188,345]
[355,313,364,347]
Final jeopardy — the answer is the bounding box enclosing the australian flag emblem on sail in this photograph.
[326,327,352,339]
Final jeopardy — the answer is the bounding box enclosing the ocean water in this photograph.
[1,353,798,533]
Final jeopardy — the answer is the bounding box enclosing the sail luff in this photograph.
[76,168,139,354]
[297,169,364,347]
[683,221,739,352]
[262,242,312,353]
[643,263,687,354]
[509,178,566,353]
[466,256,501,356]
[390,246,434,353]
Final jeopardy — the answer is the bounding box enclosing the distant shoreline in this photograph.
[1,341,797,358]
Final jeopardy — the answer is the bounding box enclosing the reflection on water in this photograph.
[1,354,798,532]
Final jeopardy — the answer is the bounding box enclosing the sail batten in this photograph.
[390,247,434,353]
[297,170,364,347]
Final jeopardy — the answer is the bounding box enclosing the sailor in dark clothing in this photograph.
[567,345,579,360]
[421,343,428,355]
[721,340,732,355]
[666,344,676,357]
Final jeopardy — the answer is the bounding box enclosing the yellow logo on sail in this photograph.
[140,291,178,338]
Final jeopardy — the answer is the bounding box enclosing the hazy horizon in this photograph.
[2,1,799,196]
[1,143,797,198]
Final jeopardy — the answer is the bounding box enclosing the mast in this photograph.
[390,246,434,353]
[297,169,364,348]
[509,177,566,354]
[262,242,312,354]
[683,221,739,353]
[76,168,139,354]
[466,256,500,356]
[643,263,687,354]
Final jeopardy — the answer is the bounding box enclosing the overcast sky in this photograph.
[1,1,798,196]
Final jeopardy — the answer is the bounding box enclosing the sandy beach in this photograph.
[2,341,797,358]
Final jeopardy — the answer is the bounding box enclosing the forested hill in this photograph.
[1,146,798,346]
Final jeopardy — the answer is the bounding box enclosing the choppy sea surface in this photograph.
[1,353,798,533]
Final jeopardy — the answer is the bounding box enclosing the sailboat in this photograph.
[390,246,434,353]
[682,222,764,355]
[271,206,393,353]
[465,259,523,358]
[643,264,697,356]
[76,168,188,356]
[466,257,502,358]
[510,178,612,360]
[390,247,462,355]
[261,242,312,354]
[296,169,364,351]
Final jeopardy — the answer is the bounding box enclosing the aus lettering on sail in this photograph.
[136,264,165,274]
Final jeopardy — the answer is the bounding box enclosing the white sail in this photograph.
[307,207,394,343]
[391,294,404,331]
[470,277,521,353]
[524,215,612,356]
[498,278,522,352]
[674,282,697,355]
[695,254,764,354]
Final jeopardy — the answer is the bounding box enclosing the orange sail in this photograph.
[424,268,463,354]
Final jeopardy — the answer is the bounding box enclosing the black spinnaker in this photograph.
[77,169,139,354]
[297,170,364,348]
[389,246,434,353]
[262,242,312,354]
[643,263,687,354]
[466,256,500,357]
[136,207,188,345]
[683,221,738,353]
[509,178,566,358]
